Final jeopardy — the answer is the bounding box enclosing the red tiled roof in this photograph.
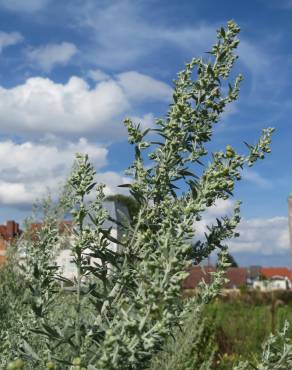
[261,267,292,280]
[182,266,248,289]
[225,268,247,289]
[182,266,215,289]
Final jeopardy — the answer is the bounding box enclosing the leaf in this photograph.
[220,27,226,37]
[100,228,124,246]
[55,274,74,285]
[135,146,141,160]
[117,183,131,188]
[244,141,253,150]
[42,323,62,339]
[179,169,196,178]
[86,182,97,192]
[141,128,151,138]
[22,340,41,361]
[170,183,180,190]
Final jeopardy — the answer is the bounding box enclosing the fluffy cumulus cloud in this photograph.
[117,71,172,102]
[0,65,172,209]
[0,72,171,139]
[0,31,23,52]
[27,42,78,71]
[229,217,289,255]
[194,198,236,236]
[193,199,289,262]
[0,138,128,206]
[0,0,49,12]
[88,69,110,82]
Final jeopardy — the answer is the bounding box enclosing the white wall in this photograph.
[56,228,118,281]
[253,278,291,291]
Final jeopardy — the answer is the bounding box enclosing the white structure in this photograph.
[253,277,291,291]
[56,200,129,281]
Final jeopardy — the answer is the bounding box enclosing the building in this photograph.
[182,266,248,290]
[246,265,261,285]
[225,268,247,289]
[253,277,291,291]
[2,201,129,279]
[0,220,21,265]
[260,267,292,280]
[182,265,292,292]
[252,267,292,291]
[55,200,129,280]
[182,266,215,290]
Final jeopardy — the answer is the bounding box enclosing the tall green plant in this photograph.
[7,21,275,369]
[0,244,29,368]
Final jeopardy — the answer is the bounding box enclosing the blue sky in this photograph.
[0,0,291,266]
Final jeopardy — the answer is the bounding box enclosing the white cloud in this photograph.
[0,0,49,12]
[0,31,23,52]
[242,169,272,189]
[0,137,128,207]
[160,25,215,51]
[0,72,170,140]
[206,198,235,217]
[130,113,155,130]
[117,71,172,102]
[229,217,289,255]
[194,198,236,235]
[27,42,78,71]
[72,0,277,102]
[88,69,110,82]
[0,137,107,182]
[0,67,169,204]
[73,0,216,68]
[193,199,289,259]
[94,171,129,196]
[237,39,283,99]
[238,40,270,75]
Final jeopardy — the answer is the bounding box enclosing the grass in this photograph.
[206,292,292,368]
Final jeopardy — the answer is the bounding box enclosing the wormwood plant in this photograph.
[234,322,292,370]
[7,21,278,369]
[0,244,29,368]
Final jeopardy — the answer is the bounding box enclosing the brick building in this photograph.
[0,220,21,265]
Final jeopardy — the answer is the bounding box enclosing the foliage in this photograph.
[208,300,274,363]
[152,299,292,370]
[235,322,292,370]
[1,20,279,369]
[150,313,216,370]
[215,252,238,268]
[224,253,238,268]
[0,244,29,367]
[149,270,225,370]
